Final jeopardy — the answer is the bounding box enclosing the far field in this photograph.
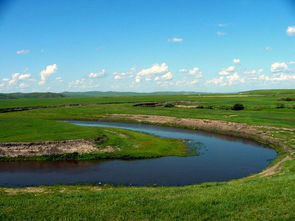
[0,89,294,220]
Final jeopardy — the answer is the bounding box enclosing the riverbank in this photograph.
[0,118,187,161]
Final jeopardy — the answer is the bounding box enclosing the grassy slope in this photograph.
[0,89,295,220]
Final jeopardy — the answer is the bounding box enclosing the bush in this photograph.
[276,103,285,109]
[164,103,175,108]
[196,105,204,109]
[231,103,244,111]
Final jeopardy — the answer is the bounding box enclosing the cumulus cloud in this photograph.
[179,67,203,79]
[219,66,236,75]
[244,69,264,75]
[39,64,58,85]
[113,67,136,80]
[88,69,106,78]
[16,49,30,55]
[136,63,169,83]
[18,73,31,80]
[270,62,288,73]
[161,72,173,80]
[287,26,295,36]
[208,73,244,86]
[178,69,188,73]
[258,73,295,81]
[233,59,240,64]
[7,73,31,86]
[168,37,184,43]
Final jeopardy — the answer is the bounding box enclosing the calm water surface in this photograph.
[0,121,277,187]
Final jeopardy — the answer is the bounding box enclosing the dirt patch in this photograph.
[175,105,197,108]
[4,187,47,194]
[99,146,120,153]
[0,139,99,157]
[260,156,293,177]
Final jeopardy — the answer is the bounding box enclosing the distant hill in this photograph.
[240,89,295,96]
[62,91,205,97]
[0,92,65,99]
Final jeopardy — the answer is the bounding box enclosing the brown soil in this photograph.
[0,136,118,157]
[259,156,292,177]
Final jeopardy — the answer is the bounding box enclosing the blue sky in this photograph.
[0,0,295,93]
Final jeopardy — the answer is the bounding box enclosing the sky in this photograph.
[0,0,295,93]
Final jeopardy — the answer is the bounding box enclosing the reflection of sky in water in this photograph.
[0,121,277,187]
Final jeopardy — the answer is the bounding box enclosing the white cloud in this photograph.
[287,26,295,36]
[161,72,173,80]
[16,49,30,55]
[18,73,31,80]
[68,78,101,90]
[18,83,29,88]
[265,46,272,51]
[288,61,295,65]
[188,67,200,75]
[88,69,106,78]
[270,62,288,73]
[168,37,184,43]
[259,73,295,81]
[178,69,188,73]
[136,63,169,83]
[8,73,20,85]
[179,67,202,76]
[3,73,32,87]
[208,73,244,86]
[39,64,58,85]
[113,67,136,80]
[219,66,236,75]
[244,69,264,75]
[233,59,240,64]
[216,31,227,36]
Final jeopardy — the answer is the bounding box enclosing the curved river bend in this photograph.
[0,121,276,187]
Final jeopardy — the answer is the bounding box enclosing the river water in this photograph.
[0,121,277,187]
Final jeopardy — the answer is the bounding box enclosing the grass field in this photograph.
[0,89,294,220]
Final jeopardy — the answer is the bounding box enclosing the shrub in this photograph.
[196,105,204,109]
[277,97,295,101]
[276,103,285,109]
[164,103,175,108]
[231,103,244,111]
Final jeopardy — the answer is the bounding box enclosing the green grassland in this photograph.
[0,89,295,220]
[0,118,187,160]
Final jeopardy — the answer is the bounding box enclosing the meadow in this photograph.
[0,89,294,220]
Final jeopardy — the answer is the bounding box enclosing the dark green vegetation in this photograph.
[0,89,294,220]
[231,103,244,110]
